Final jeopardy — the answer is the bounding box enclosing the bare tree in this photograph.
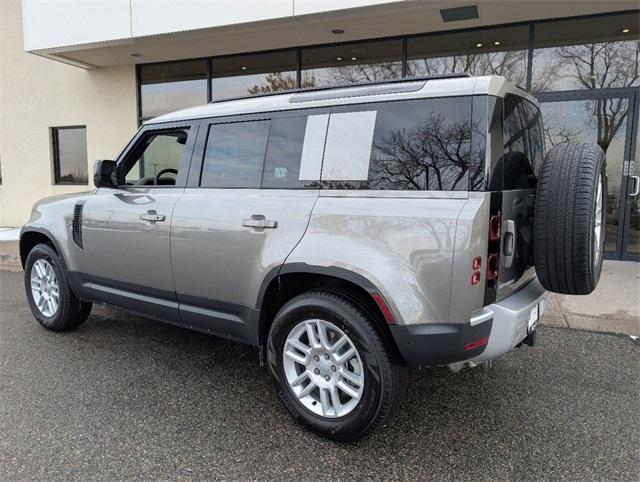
[544,40,639,151]
[246,72,298,94]
[369,113,471,191]
[406,50,529,86]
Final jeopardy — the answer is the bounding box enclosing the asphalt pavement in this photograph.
[1,270,638,480]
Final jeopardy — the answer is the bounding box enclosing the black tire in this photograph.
[267,290,407,442]
[534,143,607,295]
[24,243,92,331]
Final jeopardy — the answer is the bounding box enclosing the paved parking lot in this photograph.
[1,270,639,480]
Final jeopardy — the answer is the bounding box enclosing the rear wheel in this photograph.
[534,143,606,294]
[267,290,406,442]
[24,243,92,331]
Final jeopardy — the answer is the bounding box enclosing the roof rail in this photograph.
[208,72,471,104]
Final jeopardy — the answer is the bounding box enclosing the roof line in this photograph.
[207,72,471,104]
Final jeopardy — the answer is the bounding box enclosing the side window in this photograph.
[503,95,538,189]
[524,101,545,175]
[321,97,473,191]
[200,120,270,188]
[124,130,188,186]
[262,116,322,189]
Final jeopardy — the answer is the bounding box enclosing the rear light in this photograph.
[472,256,482,270]
[486,253,499,280]
[489,212,502,241]
[470,271,481,285]
[465,336,490,351]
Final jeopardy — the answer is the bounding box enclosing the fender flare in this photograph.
[19,227,69,271]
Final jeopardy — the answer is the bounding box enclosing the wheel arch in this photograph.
[257,264,401,359]
[20,228,68,271]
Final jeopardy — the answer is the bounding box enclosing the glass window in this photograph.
[212,51,298,100]
[540,97,630,254]
[262,116,320,189]
[322,97,473,191]
[201,121,270,188]
[140,61,208,118]
[52,127,88,184]
[301,39,403,88]
[407,25,530,86]
[124,130,188,186]
[532,13,640,92]
[502,95,542,189]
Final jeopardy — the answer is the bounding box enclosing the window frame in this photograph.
[189,107,330,189]
[51,125,88,186]
[114,121,198,189]
[319,96,475,192]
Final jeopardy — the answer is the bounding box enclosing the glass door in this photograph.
[537,89,639,260]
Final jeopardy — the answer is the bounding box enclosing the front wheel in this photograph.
[267,290,406,442]
[24,243,92,331]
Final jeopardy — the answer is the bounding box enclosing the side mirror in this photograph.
[93,160,117,188]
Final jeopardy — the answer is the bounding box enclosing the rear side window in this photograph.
[201,120,270,188]
[200,115,324,188]
[321,97,473,191]
[503,95,544,189]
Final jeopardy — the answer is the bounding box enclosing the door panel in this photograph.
[79,123,196,318]
[171,189,318,309]
[82,187,182,293]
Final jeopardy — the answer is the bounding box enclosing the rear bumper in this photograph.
[470,277,547,362]
[389,278,547,366]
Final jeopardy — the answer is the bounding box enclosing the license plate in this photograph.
[528,304,539,332]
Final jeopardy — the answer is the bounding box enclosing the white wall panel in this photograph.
[22,0,131,51]
[131,0,293,37]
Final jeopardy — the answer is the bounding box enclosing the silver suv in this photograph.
[21,75,606,441]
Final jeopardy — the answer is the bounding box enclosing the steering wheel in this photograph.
[154,168,178,185]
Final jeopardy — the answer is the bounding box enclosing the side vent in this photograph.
[72,201,85,249]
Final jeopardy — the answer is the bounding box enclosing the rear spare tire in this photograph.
[534,143,606,295]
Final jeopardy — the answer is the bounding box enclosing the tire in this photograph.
[24,243,92,331]
[267,290,407,442]
[534,143,607,295]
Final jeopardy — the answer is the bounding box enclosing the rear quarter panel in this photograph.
[285,191,468,326]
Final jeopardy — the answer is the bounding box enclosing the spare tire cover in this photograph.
[534,143,606,295]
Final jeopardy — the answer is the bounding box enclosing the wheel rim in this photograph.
[594,174,604,268]
[30,259,60,317]
[282,319,364,418]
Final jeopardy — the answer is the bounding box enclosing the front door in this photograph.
[81,123,197,317]
[537,89,640,260]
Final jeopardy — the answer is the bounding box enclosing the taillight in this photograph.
[486,253,499,280]
[472,256,482,270]
[470,256,482,285]
[489,212,502,241]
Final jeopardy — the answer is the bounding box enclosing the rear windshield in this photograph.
[502,94,544,189]
[321,96,473,191]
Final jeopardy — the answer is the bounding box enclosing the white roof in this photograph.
[147,75,537,125]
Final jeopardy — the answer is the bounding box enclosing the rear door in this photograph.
[170,109,328,341]
[498,94,544,297]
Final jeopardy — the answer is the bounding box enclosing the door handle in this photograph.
[139,211,166,222]
[242,216,277,229]
[630,176,640,197]
[503,219,517,269]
